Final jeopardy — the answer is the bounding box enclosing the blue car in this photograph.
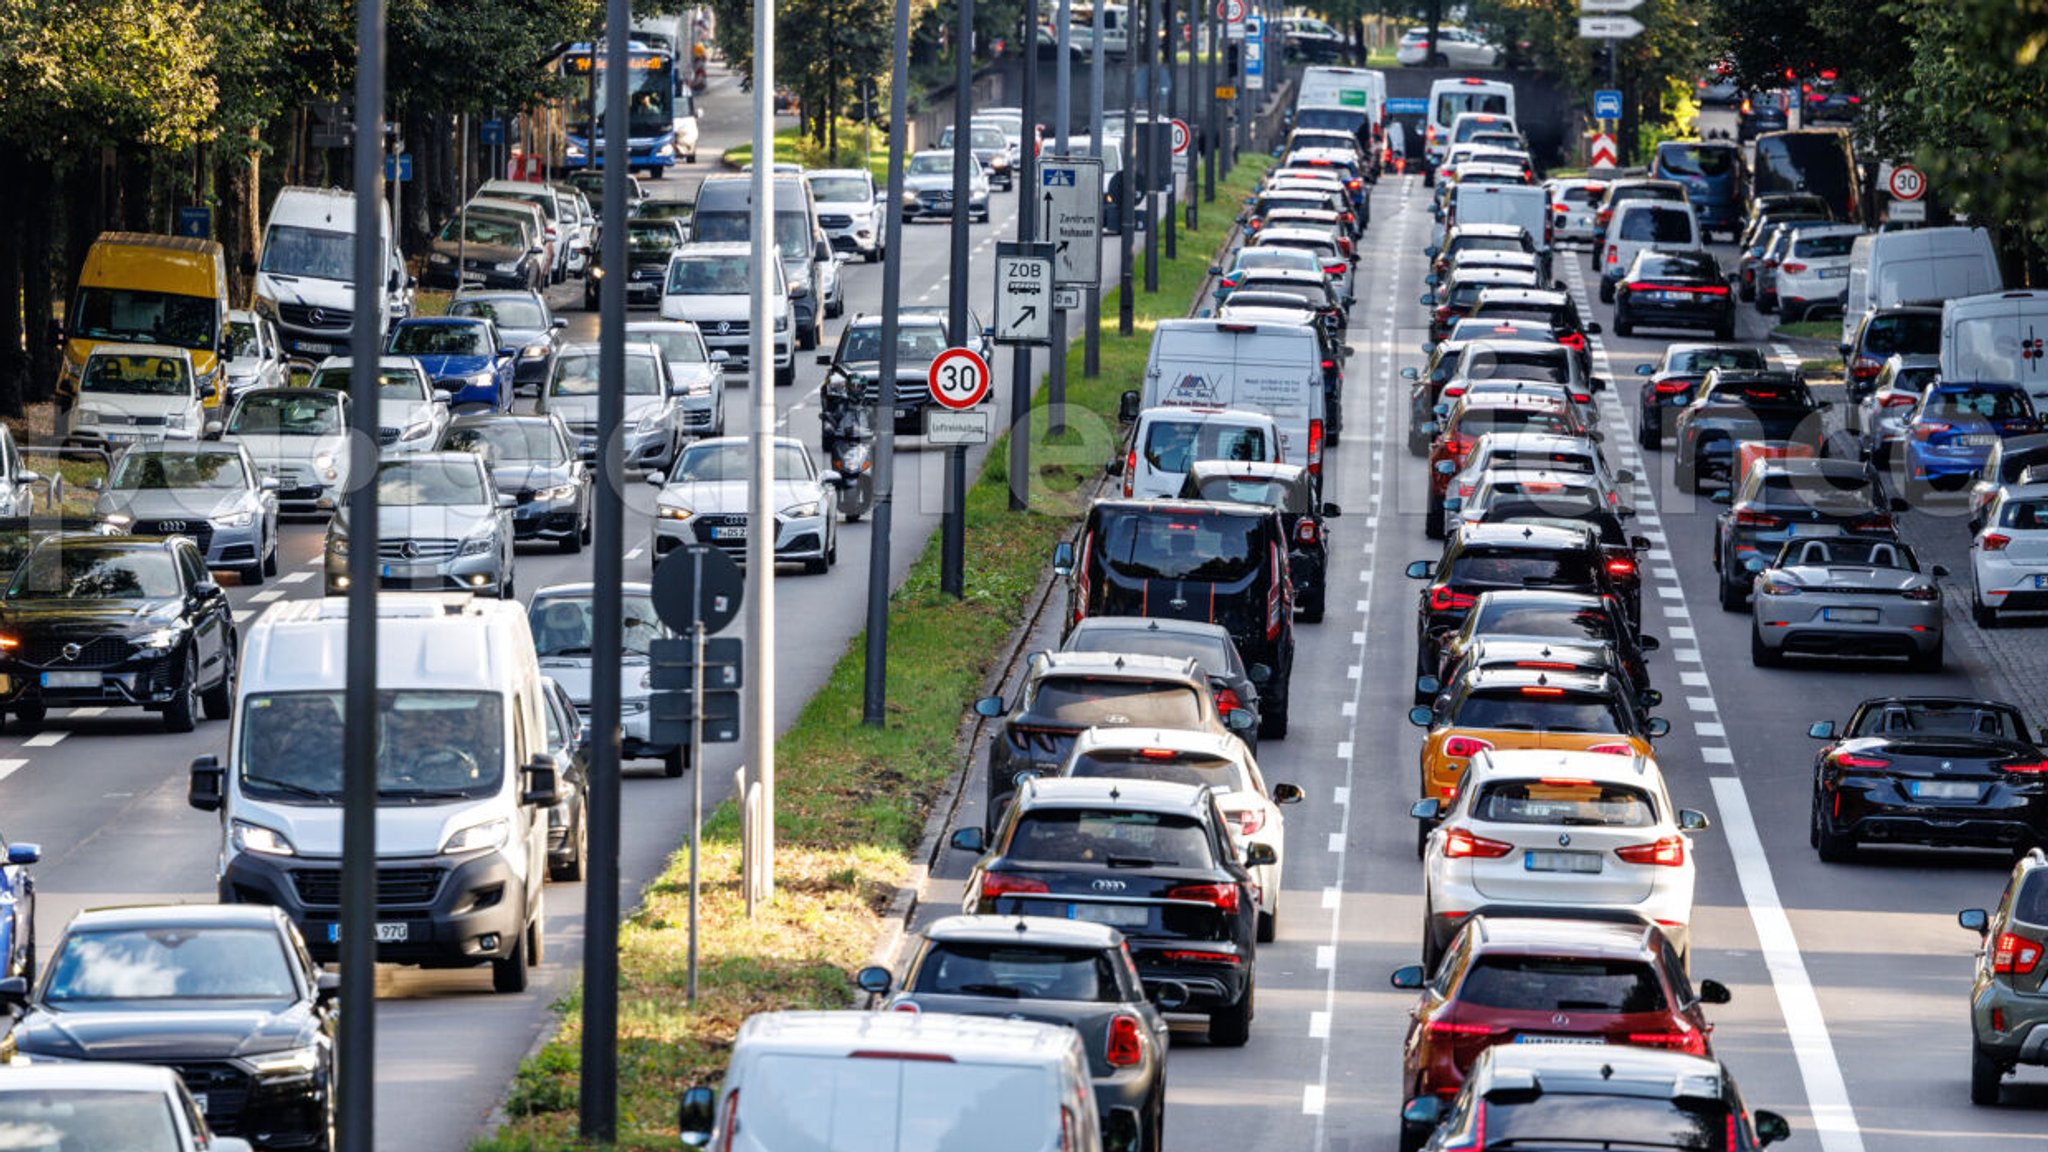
[0,832,37,982]
[1903,381,2041,495]
[386,316,517,412]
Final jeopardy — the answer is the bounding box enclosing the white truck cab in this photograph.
[188,594,560,993]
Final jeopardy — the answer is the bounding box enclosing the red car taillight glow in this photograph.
[981,872,1051,899]
[1994,933,2043,974]
[1106,1014,1144,1066]
[1167,882,1240,914]
[1442,735,1493,759]
[1443,827,1514,858]
[1615,835,1686,866]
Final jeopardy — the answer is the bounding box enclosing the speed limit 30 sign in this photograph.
[928,346,992,410]
[1887,164,1926,202]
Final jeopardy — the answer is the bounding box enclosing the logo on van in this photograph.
[2023,329,2043,371]
[1164,372,1220,405]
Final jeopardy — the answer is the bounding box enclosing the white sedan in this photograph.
[1412,748,1708,972]
[1969,481,2048,626]
[1396,26,1502,68]
[1058,726,1302,942]
[649,435,840,574]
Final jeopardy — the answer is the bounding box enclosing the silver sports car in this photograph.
[1749,536,1947,670]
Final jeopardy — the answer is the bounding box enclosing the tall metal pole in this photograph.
[1163,0,1177,260]
[1117,25,1135,335]
[1084,0,1105,377]
[745,0,778,907]
[578,7,631,1141]
[456,115,468,287]
[1048,0,1072,438]
[942,0,973,595]
[1204,0,1217,201]
[339,0,384,1149]
[1141,0,1159,292]
[863,0,913,728]
[1009,0,1040,512]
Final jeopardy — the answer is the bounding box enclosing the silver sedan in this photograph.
[95,443,279,585]
[1749,536,1947,670]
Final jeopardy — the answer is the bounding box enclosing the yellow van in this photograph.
[61,233,230,410]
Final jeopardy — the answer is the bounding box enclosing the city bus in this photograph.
[560,42,681,176]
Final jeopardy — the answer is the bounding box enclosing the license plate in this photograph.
[1823,607,1880,624]
[1959,433,1998,446]
[192,1094,208,1116]
[1910,780,1981,800]
[1650,291,1685,302]
[2032,574,2048,589]
[1070,903,1150,928]
[327,922,410,943]
[897,407,916,422]
[1819,268,1847,279]
[710,526,747,540]
[380,564,430,579]
[1785,524,1837,537]
[40,671,100,689]
[1514,1034,1606,1045]
[1524,850,1602,873]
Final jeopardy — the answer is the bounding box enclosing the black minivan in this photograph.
[1055,498,1296,739]
[1750,129,1861,227]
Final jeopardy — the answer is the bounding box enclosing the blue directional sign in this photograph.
[1594,89,1623,120]
[384,153,413,182]
[1385,97,1428,115]
[174,207,211,239]
[1042,167,1076,187]
[479,119,505,147]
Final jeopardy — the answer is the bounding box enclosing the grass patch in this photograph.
[476,154,1274,1152]
[722,123,891,181]
[413,291,452,318]
[1800,357,1844,382]
[1772,319,1838,341]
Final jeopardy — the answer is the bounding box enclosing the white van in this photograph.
[1425,77,1516,181]
[1443,183,1551,279]
[1599,201,1704,300]
[188,595,560,993]
[1127,320,1328,477]
[1295,66,1388,174]
[661,242,795,387]
[1070,4,1130,56]
[1114,406,1282,499]
[1841,226,2002,349]
[256,186,411,359]
[678,1011,1138,1152]
[1942,290,2048,402]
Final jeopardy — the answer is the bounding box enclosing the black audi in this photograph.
[1809,697,2048,861]
[4,904,337,1150]
[1612,250,1736,340]
[0,534,236,732]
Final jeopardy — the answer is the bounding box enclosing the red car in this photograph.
[1388,916,1729,1108]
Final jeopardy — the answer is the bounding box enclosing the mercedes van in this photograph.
[188,595,560,993]
[1127,319,1328,481]
[1942,290,2048,402]
[255,187,412,359]
[1425,77,1516,182]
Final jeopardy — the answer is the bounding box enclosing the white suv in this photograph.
[1412,748,1709,971]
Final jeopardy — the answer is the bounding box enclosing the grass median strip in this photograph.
[478,155,1270,1152]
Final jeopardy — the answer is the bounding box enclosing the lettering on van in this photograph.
[1164,372,1222,405]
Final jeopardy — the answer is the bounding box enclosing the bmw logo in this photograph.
[1557,832,1572,847]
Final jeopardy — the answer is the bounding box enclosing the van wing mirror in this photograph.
[678,1086,717,1148]
[189,754,225,812]
[521,758,561,807]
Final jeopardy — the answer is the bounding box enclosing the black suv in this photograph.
[818,313,953,436]
[971,651,1247,836]
[1673,369,1829,492]
[950,776,1266,1047]
[1179,461,1340,623]
[583,217,684,310]
[1960,848,2048,1104]
[1406,522,1616,697]
[1632,342,1769,448]
[1711,458,1903,609]
[0,533,236,732]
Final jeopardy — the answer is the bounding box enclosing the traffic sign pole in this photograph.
[1012,0,1041,514]
[944,0,974,596]
[862,0,914,728]
[1050,0,1073,438]
[1085,0,1105,379]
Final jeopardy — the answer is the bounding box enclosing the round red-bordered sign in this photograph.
[1887,165,1926,202]
[928,346,992,410]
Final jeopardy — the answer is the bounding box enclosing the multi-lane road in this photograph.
[917,172,2045,1152]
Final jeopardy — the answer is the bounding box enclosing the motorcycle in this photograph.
[821,378,876,521]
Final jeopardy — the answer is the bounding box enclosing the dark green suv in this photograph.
[1960,848,2048,1103]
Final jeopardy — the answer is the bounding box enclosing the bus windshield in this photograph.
[569,51,676,139]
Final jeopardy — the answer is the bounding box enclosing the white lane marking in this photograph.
[234,609,256,624]
[250,589,286,603]
[1770,343,1802,372]
[1302,1084,1326,1116]
[1341,701,1356,717]
[66,707,106,719]
[1315,945,1335,970]
[1657,585,1685,600]
[1674,648,1703,663]
[1326,832,1345,853]
[1346,664,1361,679]
[280,571,314,584]
[1695,721,1727,737]
[1333,786,1350,806]
[1669,626,1696,640]
[1679,670,1710,686]
[1309,1010,1331,1039]
[1336,741,1353,760]
[0,759,27,783]
[1322,886,1341,909]
[24,732,66,748]
[1711,778,1866,1152]
[1702,747,1735,764]
[626,547,645,560]
[1687,695,1717,712]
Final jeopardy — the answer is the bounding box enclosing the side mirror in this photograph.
[1441,496,1462,512]
[818,469,843,489]
[1400,367,1419,381]
[1243,842,1278,867]
[1553,279,1568,291]
[1635,363,1654,376]
[1615,468,1635,484]
[1809,720,1837,740]
[1891,496,1911,513]
[1424,245,1441,259]
[1405,560,1434,579]
[1697,977,1732,1005]
[1052,540,1076,577]
[646,471,666,486]
[1416,675,1442,698]
[1420,422,1440,437]
[1207,265,1223,276]
[1103,1106,1143,1152]
[1408,706,1435,729]
[855,965,893,995]
[1639,635,1661,652]
[678,1086,717,1148]
[496,493,518,510]
[1389,964,1427,990]
[1149,979,1190,1011]
[950,826,988,854]
[1105,454,1125,477]
[1425,274,1439,287]
[316,970,342,1003]
[1645,717,1672,738]
[1401,1095,1445,1133]
[1641,689,1664,708]
[188,754,225,812]
[710,350,730,364]
[3,842,35,866]
[1932,563,1951,578]
[816,353,833,365]
[1753,1110,1791,1147]
[260,476,280,491]
[551,318,569,330]
[1677,808,1711,830]
[1959,907,1991,935]
[1585,322,1603,335]
[815,240,833,263]
[1321,503,1343,518]
[1117,390,1140,424]
[1247,663,1273,685]
[1433,460,1456,475]
[522,759,561,807]
[1593,377,1610,392]
[1222,708,1256,733]
[1418,293,1434,307]
[972,695,1005,718]
[1632,535,1652,551]
[1271,782,1304,805]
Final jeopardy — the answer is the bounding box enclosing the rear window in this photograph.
[1025,677,1203,728]
[1486,447,1593,474]
[1476,1097,1734,1152]
[2002,498,2048,530]
[1483,493,1608,521]
[1470,604,1615,643]
[1461,350,1569,381]
[913,942,1119,1002]
[1850,701,2026,740]
[1064,628,1235,673]
[1188,476,1304,510]
[1639,253,1719,280]
[1449,550,1598,588]
[1451,408,1573,437]
[1794,232,1858,258]
[1473,778,1656,827]
[1008,809,1216,868]
[1619,207,1694,243]
[1067,751,1250,793]
[1558,185,1603,205]
[1655,144,1738,179]
[1096,509,1270,583]
[1457,955,1667,1012]
[1449,235,1528,257]
[2014,872,2048,925]
[1757,470,1874,510]
[1717,380,1809,406]
[1861,312,1942,357]
[1453,691,1626,733]
[1142,419,1270,474]
[1669,347,1765,374]
[1929,389,2032,421]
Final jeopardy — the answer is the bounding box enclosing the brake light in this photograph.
[1168,882,1241,914]
[1309,418,1324,473]
[1781,262,1808,274]
[1586,742,1635,755]
[1321,358,1336,371]
[1982,533,2012,552]
[1429,585,1477,612]
[1443,384,1466,398]
[1442,735,1494,759]
[1850,355,1884,380]
[1122,446,1135,497]
[1832,753,1890,769]
[1902,585,1940,601]
[982,873,1051,899]
[1880,392,1920,407]
[1628,1027,1708,1055]
[1426,1018,1499,1036]
[1515,660,1579,670]
[1296,517,1320,545]
[1606,557,1637,577]
[1735,510,1785,528]
[892,999,922,1013]
[1443,827,1515,859]
[1994,932,2043,974]
[1136,747,1181,760]
[1559,332,1586,351]
[1521,685,1566,696]
[1229,807,1268,836]
[1323,262,1347,276]
[1606,246,1619,265]
[1347,178,1362,191]
[1163,949,1241,964]
[1106,1014,1144,1066]
[1914,421,1953,441]
[1615,835,1686,866]
[1654,380,1692,394]
[1215,687,1242,715]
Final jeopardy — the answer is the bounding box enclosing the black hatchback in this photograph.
[1406,521,1619,695]
[951,776,1266,1047]
[1613,251,1736,340]
[1179,461,1340,623]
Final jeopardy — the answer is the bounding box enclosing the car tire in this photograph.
[559,526,583,554]
[1638,419,1659,452]
[1613,312,1634,338]
[582,514,594,547]
[1257,906,1276,944]
[1424,498,1445,540]
[1815,802,1857,863]
[1299,593,1325,624]
[1719,570,1748,613]
[776,361,796,388]
[164,651,199,734]
[201,644,235,721]
[492,918,536,993]
[1972,1044,2006,1105]
[1910,643,1945,673]
[1599,279,1615,304]
[500,570,516,600]
[866,247,882,264]
[1750,624,1780,667]
[10,701,45,731]
[263,537,279,576]
[1416,820,1431,862]
[663,745,688,778]
[1207,978,1253,1047]
[550,811,589,883]
[1783,301,1806,324]
[241,556,265,586]
[1975,595,1999,628]
[1258,684,1289,739]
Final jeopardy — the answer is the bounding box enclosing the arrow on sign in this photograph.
[1056,239,1070,257]
[1017,305,1038,324]
[1589,133,1619,169]
[1577,15,1644,37]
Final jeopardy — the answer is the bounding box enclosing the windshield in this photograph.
[310,365,428,399]
[1454,690,1626,732]
[736,1053,1053,1152]
[1670,347,1765,373]
[624,224,679,254]
[228,392,340,436]
[1458,954,1666,1012]
[913,943,1118,1002]
[1861,312,1942,357]
[6,546,180,600]
[374,458,489,505]
[1025,676,1203,726]
[449,297,545,329]
[674,441,811,482]
[909,153,954,176]
[442,420,563,464]
[1008,809,1215,867]
[260,223,355,280]
[0,1089,182,1150]
[837,324,947,365]
[1098,509,1265,582]
[632,328,708,363]
[439,215,526,248]
[226,320,259,359]
[691,211,813,260]
[1469,602,1615,643]
[112,451,248,492]
[530,593,665,657]
[1067,751,1249,793]
[570,52,675,137]
[809,176,870,202]
[238,690,506,802]
[43,927,295,1002]
[549,350,660,396]
[1143,420,1271,474]
[666,254,752,295]
[80,353,191,396]
[390,324,489,357]
[1473,778,1655,827]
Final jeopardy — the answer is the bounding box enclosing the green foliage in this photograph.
[0,0,219,154]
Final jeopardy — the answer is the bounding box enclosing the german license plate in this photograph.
[2032,574,2048,589]
[40,671,99,689]
[1650,291,1684,302]
[1819,267,1848,279]
[1525,850,1602,873]
[1070,903,1149,929]
[1910,780,1981,800]
[1785,523,1837,537]
[328,922,410,943]
[380,564,428,579]
[1514,1034,1605,1045]
[1960,433,1997,446]
[710,525,747,540]
[1823,607,1880,624]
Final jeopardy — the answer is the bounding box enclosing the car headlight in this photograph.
[634,408,668,432]
[429,253,452,265]
[459,532,497,557]
[991,156,1010,171]
[136,626,184,653]
[656,504,693,521]
[103,512,133,528]
[535,483,578,502]
[441,817,510,854]
[326,535,348,557]
[495,260,521,272]
[244,1046,322,1079]
[775,315,790,332]
[217,510,254,529]
[565,142,585,159]
[76,407,105,425]
[902,192,919,208]
[254,297,279,322]
[657,142,675,158]
[166,411,190,428]
[232,819,296,857]
[521,343,550,360]
[779,500,821,519]
[682,379,712,397]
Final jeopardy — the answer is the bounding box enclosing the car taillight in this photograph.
[1654,380,1692,394]
[1628,1027,1707,1055]
[1735,510,1784,528]
[1321,358,1336,371]
[892,999,922,1013]
[1850,355,1884,380]
[1323,262,1347,276]
[1443,827,1514,858]
[1994,932,2044,974]
[1122,446,1136,497]
[1296,517,1320,545]
[1597,208,1613,226]
[1881,392,1920,407]
[982,872,1051,899]
[1902,585,1940,601]
[1832,753,1890,769]
[1914,421,1953,441]
[1982,532,2012,551]
[1606,246,1619,265]
[1215,687,1242,715]
[1447,435,1475,458]
[1442,734,1493,759]
[1308,419,1324,472]
[2002,758,2048,773]
[1229,807,1268,836]
[1781,262,1808,274]
[1615,835,1686,866]
[1429,585,1477,612]
[1606,557,1637,577]
[1162,949,1241,964]
[1168,882,1241,914]
[1443,384,1466,398]
[1559,332,1586,350]
[1106,1014,1144,1066]
[1426,1018,1498,1036]
[1586,742,1635,755]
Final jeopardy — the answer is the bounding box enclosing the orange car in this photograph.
[1405,668,1668,855]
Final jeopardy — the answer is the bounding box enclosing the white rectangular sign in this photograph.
[1054,286,1082,310]
[1038,157,1105,288]
[994,242,1056,345]
[924,409,991,445]
[1578,0,1645,10]
[1577,15,1644,37]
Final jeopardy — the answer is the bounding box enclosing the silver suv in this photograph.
[1961,848,2048,1104]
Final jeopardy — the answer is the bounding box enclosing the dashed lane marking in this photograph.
[280,571,314,585]
[0,759,25,784]
[24,732,66,748]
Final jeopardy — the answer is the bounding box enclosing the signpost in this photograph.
[1589,133,1619,169]
[1038,157,1105,288]
[1055,286,1082,310]
[1578,0,1644,9]
[1244,15,1265,91]
[1577,15,1644,37]
[1170,119,1191,177]
[1888,164,1926,201]
[993,242,1056,345]
[1219,0,1244,39]
[175,207,211,239]
[928,346,993,410]
[924,409,992,444]
[1593,89,1623,121]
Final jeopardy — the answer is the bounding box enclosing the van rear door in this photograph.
[1944,292,2048,396]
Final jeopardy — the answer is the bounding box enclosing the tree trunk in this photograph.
[25,158,59,404]
[0,157,26,418]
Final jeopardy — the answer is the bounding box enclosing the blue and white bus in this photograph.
[560,42,680,176]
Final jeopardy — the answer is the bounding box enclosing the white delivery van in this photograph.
[1295,67,1388,175]
[678,1011,1138,1152]
[1443,183,1552,280]
[188,594,560,993]
[1070,4,1130,56]
[255,186,412,359]
[1127,319,1328,479]
[1114,406,1282,499]
[1425,77,1516,181]
[1942,290,2048,403]
[1841,226,2002,349]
